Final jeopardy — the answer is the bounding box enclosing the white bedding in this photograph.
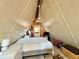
[40,41,53,49]
[23,41,53,52]
[17,36,53,50]
[17,36,53,56]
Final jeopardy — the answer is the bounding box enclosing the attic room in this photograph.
[0,0,79,59]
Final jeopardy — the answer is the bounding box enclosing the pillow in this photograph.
[1,39,10,47]
[0,39,10,54]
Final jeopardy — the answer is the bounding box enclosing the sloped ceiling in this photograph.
[0,0,79,48]
[41,0,79,48]
[0,0,38,43]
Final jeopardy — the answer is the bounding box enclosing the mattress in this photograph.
[17,36,53,56]
[23,41,53,51]
[23,41,53,56]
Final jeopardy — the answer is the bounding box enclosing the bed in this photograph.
[17,36,53,56]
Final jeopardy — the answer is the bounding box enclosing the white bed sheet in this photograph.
[17,36,53,52]
[23,41,53,52]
